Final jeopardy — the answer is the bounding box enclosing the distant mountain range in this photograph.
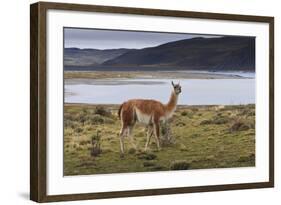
[64,48,132,66]
[64,36,255,71]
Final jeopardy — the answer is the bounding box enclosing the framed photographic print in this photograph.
[30,1,274,202]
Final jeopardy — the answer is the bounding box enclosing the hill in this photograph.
[103,36,255,71]
[64,36,255,71]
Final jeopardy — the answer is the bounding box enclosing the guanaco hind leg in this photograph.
[119,125,137,154]
[153,123,161,151]
[127,125,137,150]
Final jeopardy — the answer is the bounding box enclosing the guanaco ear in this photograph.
[171,81,175,87]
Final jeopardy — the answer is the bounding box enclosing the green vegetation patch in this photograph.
[63,104,255,176]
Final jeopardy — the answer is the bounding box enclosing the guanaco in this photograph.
[118,81,181,155]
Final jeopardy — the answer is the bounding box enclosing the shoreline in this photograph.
[64,103,255,110]
[64,70,254,80]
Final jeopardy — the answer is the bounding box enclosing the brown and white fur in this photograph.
[118,81,182,154]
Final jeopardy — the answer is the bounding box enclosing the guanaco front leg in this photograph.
[119,126,126,156]
[144,125,153,151]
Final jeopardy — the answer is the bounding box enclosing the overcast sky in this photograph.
[64,28,222,49]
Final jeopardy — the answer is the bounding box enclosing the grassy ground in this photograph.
[64,104,255,176]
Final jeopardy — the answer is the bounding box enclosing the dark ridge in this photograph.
[102,36,255,71]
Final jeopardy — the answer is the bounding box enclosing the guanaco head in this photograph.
[171,81,181,95]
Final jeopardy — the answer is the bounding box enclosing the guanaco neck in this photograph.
[165,90,178,115]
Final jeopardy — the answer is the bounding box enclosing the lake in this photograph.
[64,77,255,105]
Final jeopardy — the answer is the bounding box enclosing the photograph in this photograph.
[63,27,256,176]
[29,2,274,202]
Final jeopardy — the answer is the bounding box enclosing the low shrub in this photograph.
[103,117,115,124]
[69,122,79,129]
[137,152,157,160]
[149,165,166,171]
[212,115,230,124]
[78,114,87,124]
[190,133,200,138]
[200,115,230,125]
[94,106,111,117]
[89,114,104,124]
[64,119,74,128]
[102,148,113,153]
[128,148,136,155]
[79,140,91,146]
[237,153,255,162]
[181,111,188,116]
[74,127,83,133]
[229,118,254,132]
[176,121,186,127]
[160,122,175,146]
[179,143,188,151]
[205,155,215,161]
[191,108,199,112]
[200,119,212,125]
[170,160,191,170]
[88,114,115,125]
[143,161,156,167]
[64,112,76,121]
[238,109,255,117]
[230,122,250,132]
[90,131,102,157]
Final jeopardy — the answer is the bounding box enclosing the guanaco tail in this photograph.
[118,81,182,155]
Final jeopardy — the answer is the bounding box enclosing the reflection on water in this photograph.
[65,78,255,105]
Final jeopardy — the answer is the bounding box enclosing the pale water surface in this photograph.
[65,77,255,105]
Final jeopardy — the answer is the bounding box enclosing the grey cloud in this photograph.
[64,27,222,49]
